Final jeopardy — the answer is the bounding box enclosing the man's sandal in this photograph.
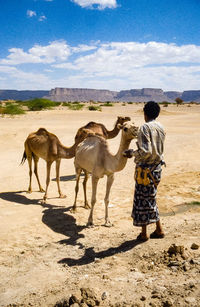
[150,231,165,239]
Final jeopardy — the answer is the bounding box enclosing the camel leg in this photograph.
[33,155,44,192]
[83,170,90,209]
[42,161,52,204]
[87,176,99,227]
[71,167,82,213]
[104,174,114,227]
[27,154,33,193]
[56,159,66,199]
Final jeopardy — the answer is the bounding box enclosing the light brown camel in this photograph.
[74,116,131,141]
[21,127,88,204]
[72,121,138,226]
[73,116,131,210]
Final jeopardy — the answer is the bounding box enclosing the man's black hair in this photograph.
[143,101,160,119]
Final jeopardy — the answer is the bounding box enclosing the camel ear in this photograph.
[117,123,123,129]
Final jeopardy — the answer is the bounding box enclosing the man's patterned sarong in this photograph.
[132,164,162,226]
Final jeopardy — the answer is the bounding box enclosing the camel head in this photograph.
[116,116,131,125]
[117,121,138,141]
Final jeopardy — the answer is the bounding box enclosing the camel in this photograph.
[72,121,138,226]
[73,116,131,210]
[74,116,131,141]
[21,127,89,204]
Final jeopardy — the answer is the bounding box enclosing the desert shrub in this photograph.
[127,101,134,104]
[62,102,84,110]
[1,103,25,115]
[175,97,183,106]
[122,103,126,106]
[62,102,71,107]
[100,101,113,107]
[23,98,58,111]
[68,103,84,110]
[159,101,169,105]
[88,105,102,111]
[0,106,4,115]
[188,201,200,206]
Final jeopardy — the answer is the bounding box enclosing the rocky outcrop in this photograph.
[1,88,200,102]
[164,91,182,101]
[49,87,118,102]
[0,90,49,101]
[49,87,174,102]
[181,90,200,102]
[116,88,170,102]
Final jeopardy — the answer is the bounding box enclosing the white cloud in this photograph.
[27,10,36,17]
[72,44,98,53]
[71,0,117,9]
[38,15,47,21]
[69,42,200,75]
[0,65,54,90]
[0,41,71,65]
[1,41,200,91]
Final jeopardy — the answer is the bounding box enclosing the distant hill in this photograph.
[48,87,200,102]
[0,90,49,101]
[1,88,200,102]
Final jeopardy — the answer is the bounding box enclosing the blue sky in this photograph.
[0,0,200,91]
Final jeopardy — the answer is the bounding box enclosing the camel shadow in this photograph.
[52,173,84,182]
[58,238,142,266]
[0,190,86,247]
[0,191,40,206]
[42,207,86,247]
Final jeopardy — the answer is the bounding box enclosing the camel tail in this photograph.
[20,151,27,165]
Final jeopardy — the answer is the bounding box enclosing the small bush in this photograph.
[23,98,58,111]
[1,103,25,115]
[67,103,84,110]
[188,201,200,206]
[62,102,84,110]
[88,105,102,111]
[159,101,169,105]
[101,101,113,107]
[62,102,71,107]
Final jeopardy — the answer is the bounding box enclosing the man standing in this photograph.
[124,101,166,242]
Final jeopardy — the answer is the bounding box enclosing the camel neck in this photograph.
[107,123,119,139]
[59,142,77,159]
[114,135,132,172]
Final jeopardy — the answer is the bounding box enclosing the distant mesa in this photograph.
[0,88,200,102]
[0,90,49,101]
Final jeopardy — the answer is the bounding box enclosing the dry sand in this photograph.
[0,103,200,307]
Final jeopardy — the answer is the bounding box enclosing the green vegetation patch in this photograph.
[100,101,114,107]
[187,201,200,206]
[88,105,102,111]
[62,102,84,110]
[22,98,59,111]
[1,103,25,115]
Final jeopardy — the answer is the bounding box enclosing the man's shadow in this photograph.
[58,238,142,267]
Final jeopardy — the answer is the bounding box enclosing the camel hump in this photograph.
[36,128,49,136]
[83,122,108,138]
[84,121,97,129]
[36,128,59,141]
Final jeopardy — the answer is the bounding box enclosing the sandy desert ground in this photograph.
[0,103,200,307]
